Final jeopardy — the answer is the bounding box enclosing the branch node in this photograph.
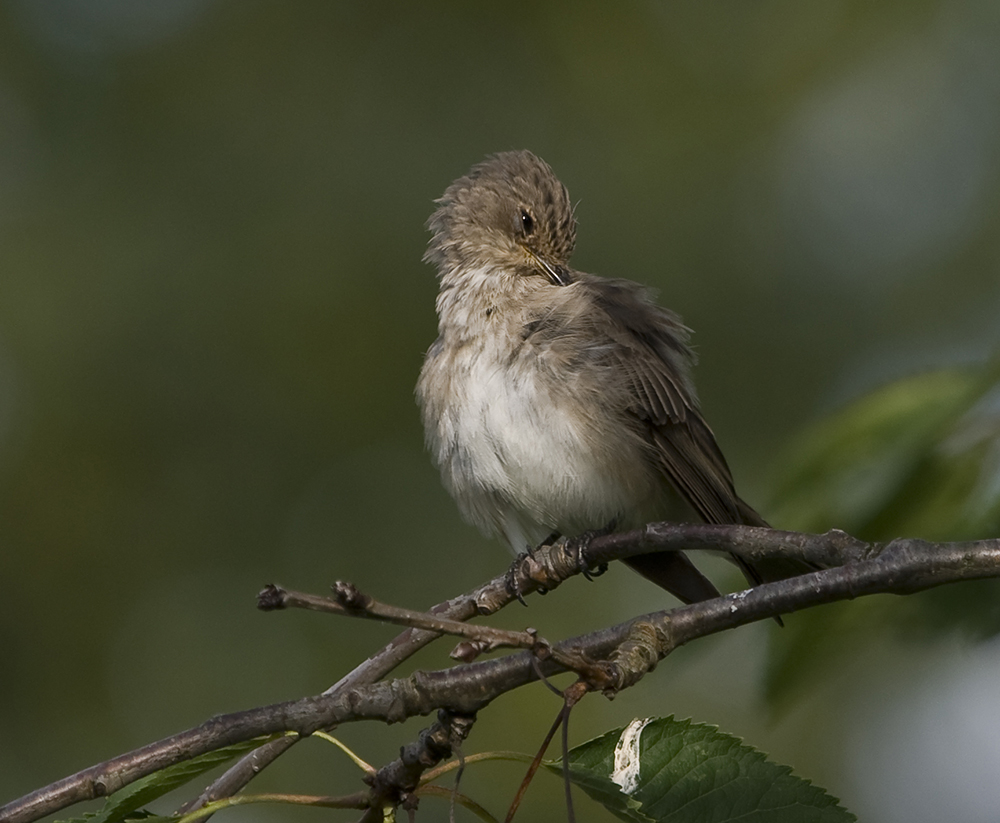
[603,620,666,695]
[528,628,554,661]
[257,584,287,611]
[365,710,476,814]
[449,640,490,663]
[563,679,590,707]
[331,580,374,612]
[825,528,874,562]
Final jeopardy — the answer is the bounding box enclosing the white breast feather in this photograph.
[443,335,639,549]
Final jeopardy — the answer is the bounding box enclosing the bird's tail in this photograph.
[623,499,815,625]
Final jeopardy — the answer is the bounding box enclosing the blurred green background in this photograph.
[2,2,1000,821]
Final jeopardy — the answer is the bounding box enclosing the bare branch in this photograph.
[179,571,520,816]
[585,523,872,570]
[4,527,999,823]
[261,582,541,653]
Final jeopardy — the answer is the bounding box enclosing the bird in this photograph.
[416,149,797,606]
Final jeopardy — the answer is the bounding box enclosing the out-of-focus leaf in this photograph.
[765,362,1000,705]
[549,716,854,822]
[54,735,286,823]
[767,368,992,535]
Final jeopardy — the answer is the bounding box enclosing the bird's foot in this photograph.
[504,551,533,606]
[504,533,564,605]
[562,528,610,581]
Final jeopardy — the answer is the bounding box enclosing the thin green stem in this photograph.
[420,751,534,784]
[311,730,375,775]
[417,784,502,823]
[174,791,368,823]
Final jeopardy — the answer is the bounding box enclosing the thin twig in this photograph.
[179,570,520,817]
[505,708,566,823]
[261,583,541,652]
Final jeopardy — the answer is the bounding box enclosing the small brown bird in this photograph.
[416,150,794,604]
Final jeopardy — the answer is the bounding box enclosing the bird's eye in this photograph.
[520,210,534,235]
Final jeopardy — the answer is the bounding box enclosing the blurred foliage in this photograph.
[0,1,999,821]
[765,361,1000,705]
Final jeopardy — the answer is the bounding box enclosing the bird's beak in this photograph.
[527,249,571,286]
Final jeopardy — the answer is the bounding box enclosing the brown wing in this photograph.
[590,277,753,526]
[619,347,776,593]
[587,277,811,603]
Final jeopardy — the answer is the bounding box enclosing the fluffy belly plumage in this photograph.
[438,354,654,552]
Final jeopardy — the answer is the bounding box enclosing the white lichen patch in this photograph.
[611,717,652,794]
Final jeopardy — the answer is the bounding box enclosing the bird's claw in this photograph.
[563,528,610,581]
[582,561,609,581]
[505,551,530,606]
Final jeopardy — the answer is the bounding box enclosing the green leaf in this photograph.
[764,362,1000,705]
[54,734,287,823]
[549,717,854,823]
[766,367,994,537]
